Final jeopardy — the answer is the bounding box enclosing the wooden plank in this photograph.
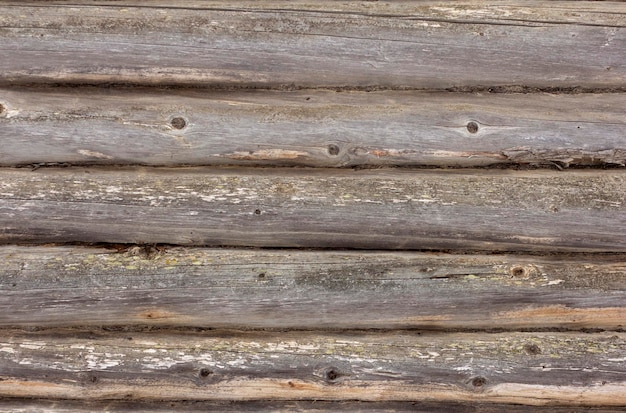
[1,88,625,167]
[0,330,624,406]
[0,168,625,252]
[1,2,624,88]
[0,246,624,330]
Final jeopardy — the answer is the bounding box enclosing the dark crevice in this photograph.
[2,82,626,94]
[6,161,626,171]
[3,241,626,260]
[0,325,621,336]
[0,399,614,411]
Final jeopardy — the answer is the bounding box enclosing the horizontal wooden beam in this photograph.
[0,330,624,406]
[0,246,623,330]
[1,88,625,167]
[0,168,625,251]
[0,1,624,88]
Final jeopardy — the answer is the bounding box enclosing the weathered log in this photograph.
[1,88,625,167]
[0,246,624,330]
[0,168,625,251]
[0,330,624,406]
[1,1,624,88]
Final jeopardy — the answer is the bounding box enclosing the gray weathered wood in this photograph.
[0,168,625,251]
[1,1,623,410]
[0,330,624,405]
[0,246,624,330]
[1,88,625,167]
[1,1,624,88]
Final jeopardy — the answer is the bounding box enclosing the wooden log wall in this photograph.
[0,1,625,411]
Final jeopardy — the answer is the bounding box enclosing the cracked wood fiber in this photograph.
[1,88,625,167]
[0,1,624,88]
[0,246,624,330]
[0,330,624,406]
[0,168,625,251]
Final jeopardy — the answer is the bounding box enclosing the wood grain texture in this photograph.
[1,1,624,409]
[0,1,624,88]
[1,88,625,167]
[0,167,625,251]
[0,246,624,330]
[0,330,624,405]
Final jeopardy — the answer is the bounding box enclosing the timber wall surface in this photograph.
[0,1,625,411]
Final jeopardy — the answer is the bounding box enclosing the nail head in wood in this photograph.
[325,367,340,382]
[467,121,479,134]
[170,117,187,130]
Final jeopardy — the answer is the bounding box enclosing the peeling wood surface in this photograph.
[1,2,625,88]
[1,88,625,167]
[0,330,624,405]
[0,167,625,251]
[0,246,624,330]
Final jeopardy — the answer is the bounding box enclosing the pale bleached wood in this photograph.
[0,246,624,330]
[0,330,624,406]
[0,168,625,251]
[1,88,625,167]
[0,2,624,88]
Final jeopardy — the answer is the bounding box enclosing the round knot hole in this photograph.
[325,367,340,382]
[466,121,479,134]
[327,144,340,156]
[510,266,526,278]
[170,117,187,130]
[471,376,487,387]
[199,368,213,377]
[254,209,262,215]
